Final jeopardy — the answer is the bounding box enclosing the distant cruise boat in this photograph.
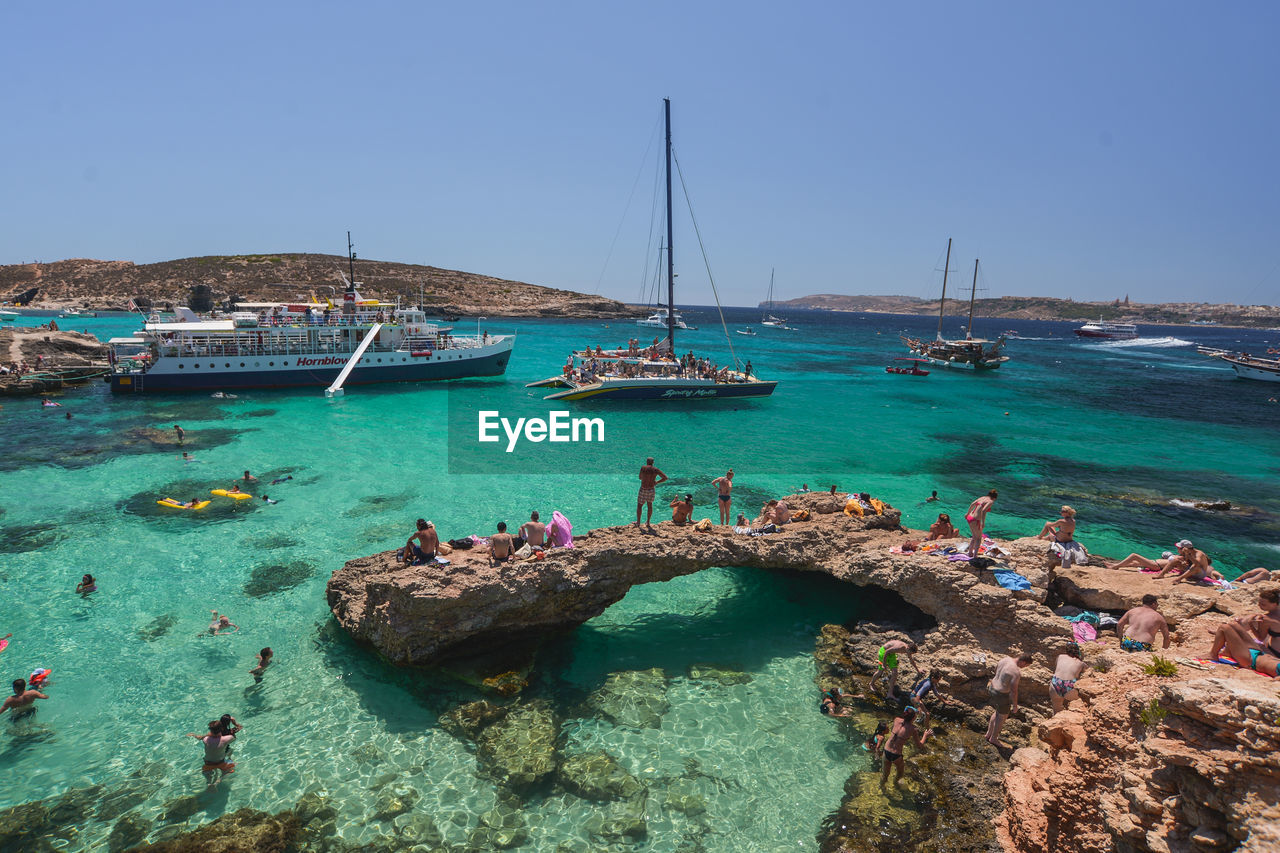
[636,307,692,330]
[1075,319,1138,339]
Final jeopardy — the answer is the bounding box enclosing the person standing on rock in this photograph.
[875,639,919,698]
[964,490,997,557]
[636,458,668,530]
[174,424,185,445]
[879,706,929,788]
[1048,642,1087,713]
[985,652,1032,747]
[712,469,734,525]
[1116,595,1170,652]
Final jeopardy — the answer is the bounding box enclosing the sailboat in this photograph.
[900,239,1008,370]
[527,99,776,401]
[760,269,791,329]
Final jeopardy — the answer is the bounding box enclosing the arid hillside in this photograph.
[0,254,628,318]
[771,293,1280,327]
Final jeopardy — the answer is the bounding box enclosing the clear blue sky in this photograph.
[4,2,1278,307]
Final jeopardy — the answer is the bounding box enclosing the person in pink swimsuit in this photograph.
[965,489,997,557]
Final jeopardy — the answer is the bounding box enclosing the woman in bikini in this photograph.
[964,490,997,558]
[1207,588,1280,676]
[1039,506,1088,567]
[928,514,959,540]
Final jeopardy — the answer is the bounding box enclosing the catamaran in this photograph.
[107,236,514,394]
[528,99,776,402]
[1074,319,1139,339]
[901,239,1008,370]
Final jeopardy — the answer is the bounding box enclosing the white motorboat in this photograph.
[1075,319,1139,339]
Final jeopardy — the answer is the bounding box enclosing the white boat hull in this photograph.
[1224,357,1280,382]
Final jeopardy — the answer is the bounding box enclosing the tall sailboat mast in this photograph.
[966,258,979,341]
[664,98,676,352]
[935,237,952,341]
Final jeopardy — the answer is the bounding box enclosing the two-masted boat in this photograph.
[901,239,1008,370]
[528,99,776,402]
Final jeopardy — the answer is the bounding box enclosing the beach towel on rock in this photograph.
[1072,622,1098,643]
[992,569,1032,591]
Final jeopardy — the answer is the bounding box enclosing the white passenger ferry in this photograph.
[108,285,513,394]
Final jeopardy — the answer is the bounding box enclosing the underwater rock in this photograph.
[241,408,278,418]
[438,699,509,742]
[583,795,648,842]
[96,774,163,821]
[661,779,707,816]
[372,786,418,821]
[158,794,202,824]
[468,804,528,850]
[0,522,63,554]
[138,613,178,642]
[242,533,301,550]
[128,807,300,852]
[0,801,51,852]
[107,813,151,852]
[342,492,415,518]
[293,791,337,826]
[686,664,752,685]
[243,560,316,597]
[589,668,669,729]
[350,742,382,764]
[557,750,643,802]
[396,813,443,847]
[476,702,558,791]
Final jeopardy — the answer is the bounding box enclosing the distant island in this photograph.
[767,293,1280,328]
[0,254,630,319]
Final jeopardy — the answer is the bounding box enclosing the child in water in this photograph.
[863,721,889,755]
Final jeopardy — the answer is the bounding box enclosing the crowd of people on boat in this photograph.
[561,341,754,386]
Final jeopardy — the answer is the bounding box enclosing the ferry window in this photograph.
[178,364,184,369]
[377,359,382,363]
[240,363,245,367]
[269,362,274,366]
[283,362,289,366]
[225,363,231,368]
[194,364,199,368]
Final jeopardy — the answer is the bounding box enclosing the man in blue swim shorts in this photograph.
[1116,594,1169,653]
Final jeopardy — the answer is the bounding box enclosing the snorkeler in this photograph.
[269,475,293,485]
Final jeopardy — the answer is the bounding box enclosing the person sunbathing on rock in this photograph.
[927,514,958,540]
[1237,567,1275,584]
[1158,541,1222,584]
[1115,595,1170,652]
[1208,589,1280,672]
[488,522,514,566]
[669,495,693,525]
[1109,551,1183,572]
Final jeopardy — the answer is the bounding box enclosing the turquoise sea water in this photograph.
[2,308,1279,849]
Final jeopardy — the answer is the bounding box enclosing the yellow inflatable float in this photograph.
[158,498,211,510]
[210,489,252,500]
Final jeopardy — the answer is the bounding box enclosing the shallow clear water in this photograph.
[1,309,1278,849]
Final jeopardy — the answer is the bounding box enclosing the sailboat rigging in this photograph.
[527,99,777,401]
[900,239,1008,370]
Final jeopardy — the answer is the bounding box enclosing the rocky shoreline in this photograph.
[0,326,110,396]
[325,490,1279,853]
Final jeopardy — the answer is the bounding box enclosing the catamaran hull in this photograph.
[542,380,777,401]
[110,342,513,393]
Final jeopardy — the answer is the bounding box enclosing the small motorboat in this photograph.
[885,358,930,376]
[736,327,757,336]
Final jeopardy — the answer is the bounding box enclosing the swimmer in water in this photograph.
[269,475,293,485]
[242,470,258,482]
[208,611,239,635]
[228,484,242,494]
[180,452,198,463]
[2,678,47,720]
[250,648,273,682]
[76,574,96,594]
[186,717,239,786]
[260,495,277,504]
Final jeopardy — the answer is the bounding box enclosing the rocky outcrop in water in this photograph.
[329,493,1280,853]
